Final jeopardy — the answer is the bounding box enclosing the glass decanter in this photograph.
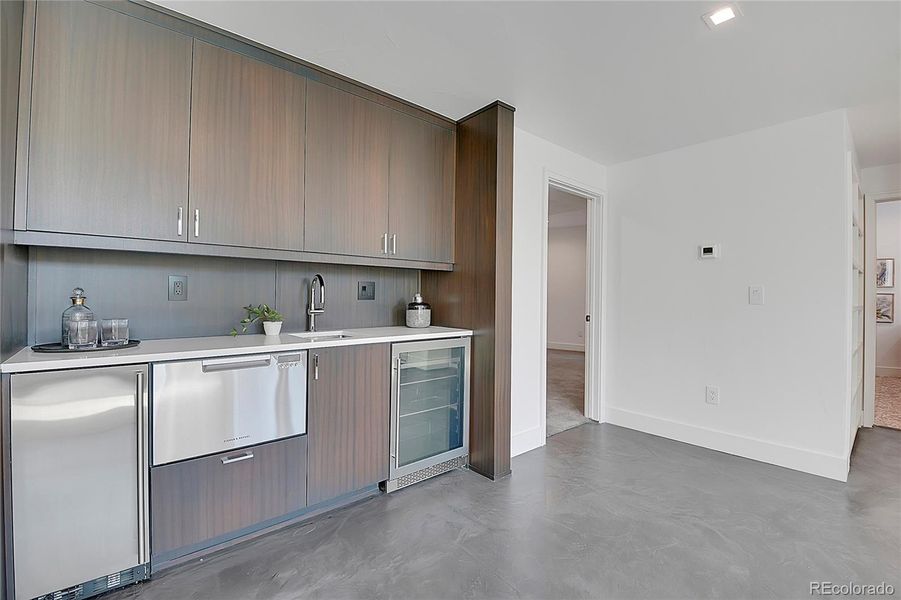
[61,288,96,347]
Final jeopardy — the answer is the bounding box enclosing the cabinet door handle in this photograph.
[313,353,319,380]
[382,233,388,255]
[391,233,397,255]
[221,451,254,465]
[193,209,200,238]
[177,207,183,237]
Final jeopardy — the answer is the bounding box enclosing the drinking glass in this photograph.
[100,319,129,347]
[68,320,98,350]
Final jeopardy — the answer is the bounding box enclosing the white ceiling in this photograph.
[152,1,901,167]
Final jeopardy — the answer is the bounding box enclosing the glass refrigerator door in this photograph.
[396,345,466,469]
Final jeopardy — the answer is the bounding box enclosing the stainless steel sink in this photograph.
[288,331,353,343]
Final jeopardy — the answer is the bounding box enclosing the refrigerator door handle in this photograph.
[391,357,401,465]
[135,369,149,564]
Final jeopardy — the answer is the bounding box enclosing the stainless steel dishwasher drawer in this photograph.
[152,352,306,465]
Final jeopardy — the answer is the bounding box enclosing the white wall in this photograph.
[547,221,587,351]
[876,201,901,375]
[511,128,606,457]
[605,111,853,481]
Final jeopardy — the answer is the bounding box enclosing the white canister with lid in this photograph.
[405,293,431,328]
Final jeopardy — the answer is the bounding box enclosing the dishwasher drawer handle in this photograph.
[221,451,254,465]
[201,355,272,372]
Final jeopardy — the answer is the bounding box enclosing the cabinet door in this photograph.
[26,1,192,241]
[307,344,390,505]
[189,41,306,250]
[150,436,307,558]
[304,81,390,258]
[388,113,455,262]
[306,347,355,505]
[353,343,391,489]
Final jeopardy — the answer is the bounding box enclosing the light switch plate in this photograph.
[749,285,765,305]
[168,275,187,301]
[705,385,720,405]
[357,281,375,301]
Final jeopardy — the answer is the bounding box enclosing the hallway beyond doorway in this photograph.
[876,376,901,430]
[546,349,590,436]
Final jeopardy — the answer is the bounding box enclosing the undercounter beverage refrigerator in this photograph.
[9,365,150,600]
[385,337,470,492]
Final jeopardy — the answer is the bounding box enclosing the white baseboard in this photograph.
[876,366,901,377]
[605,407,849,482]
[547,342,584,352]
[511,426,544,458]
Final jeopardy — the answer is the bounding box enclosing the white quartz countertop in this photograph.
[1,326,472,374]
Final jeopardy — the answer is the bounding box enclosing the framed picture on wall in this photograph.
[876,293,894,324]
[876,258,895,288]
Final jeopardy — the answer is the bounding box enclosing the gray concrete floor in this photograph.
[108,424,900,600]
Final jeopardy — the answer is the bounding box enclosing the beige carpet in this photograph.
[546,349,591,436]
[876,376,901,430]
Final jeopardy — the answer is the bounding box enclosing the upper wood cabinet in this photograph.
[16,1,457,269]
[304,81,391,258]
[388,112,455,263]
[304,83,454,263]
[24,0,192,241]
[189,41,306,251]
[307,344,390,505]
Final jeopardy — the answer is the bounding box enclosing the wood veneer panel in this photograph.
[421,102,514,480]
[25,0,192,241]
[307,347,355,505]
[492,107,514,478]
[304,80,390,258]
[353,343,390,489]
[189,40,306,251]
[388,112,455,263]
[307,343,390,505]
[150,436,307,557]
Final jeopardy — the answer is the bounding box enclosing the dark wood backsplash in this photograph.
[27,247,419,345]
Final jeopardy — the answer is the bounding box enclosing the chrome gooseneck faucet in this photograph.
[307,274,325,332]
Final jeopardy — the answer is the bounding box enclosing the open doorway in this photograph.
[874,199,901,429]
[545,185,591,437]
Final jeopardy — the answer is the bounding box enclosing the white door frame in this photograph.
[863,190,901,427]
[540,170,607,439]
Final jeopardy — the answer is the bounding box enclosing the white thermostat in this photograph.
[698,244,720,259]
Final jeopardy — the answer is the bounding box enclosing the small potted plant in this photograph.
[231,304,285,336]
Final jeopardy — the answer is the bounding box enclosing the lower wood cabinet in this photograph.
[150,435,307,559]
[307,343,390,505]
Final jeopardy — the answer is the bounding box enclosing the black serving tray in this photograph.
[31,340,142,353]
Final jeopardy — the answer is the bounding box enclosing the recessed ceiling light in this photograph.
[702,5,741,29]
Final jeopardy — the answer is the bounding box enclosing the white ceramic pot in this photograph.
[263,321,283,336]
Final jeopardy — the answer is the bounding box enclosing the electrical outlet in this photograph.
[749,285,765,305]
[168,275,188,301]
[705,385,720,405]
[357,281,375,301]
